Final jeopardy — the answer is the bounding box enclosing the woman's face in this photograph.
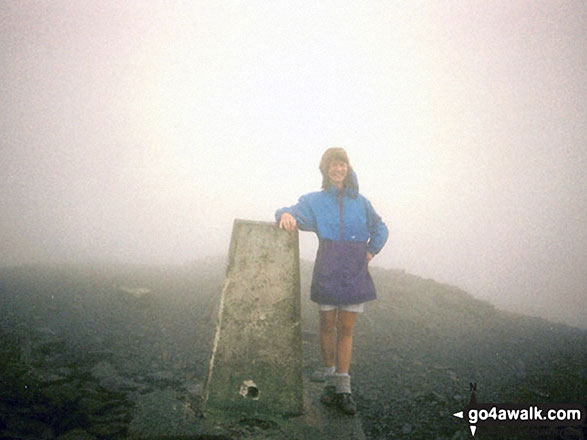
[328,159,348,187]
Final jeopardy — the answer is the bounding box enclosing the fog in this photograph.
[1,1,585,328]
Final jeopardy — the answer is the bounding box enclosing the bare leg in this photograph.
[319,310,337,368]
[335,310,358,374]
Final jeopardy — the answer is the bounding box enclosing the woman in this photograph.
[275,147,388,415]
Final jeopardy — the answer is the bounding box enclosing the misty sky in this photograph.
[1,1,586,328]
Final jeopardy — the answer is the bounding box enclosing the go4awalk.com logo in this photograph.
[452,383,585,437]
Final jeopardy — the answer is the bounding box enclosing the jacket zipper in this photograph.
[338,193,343,241]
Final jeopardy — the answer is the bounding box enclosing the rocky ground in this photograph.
[0,263,219,440]
[301,265,586,440]
[0,261,585,439]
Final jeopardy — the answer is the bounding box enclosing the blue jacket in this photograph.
[275,171,388,305]
[274,172,388,255]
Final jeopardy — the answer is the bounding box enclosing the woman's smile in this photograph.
[328,159,348,188]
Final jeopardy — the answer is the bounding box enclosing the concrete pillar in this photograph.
[205,219,303,416]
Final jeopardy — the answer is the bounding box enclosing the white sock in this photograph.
[334,373,352,394]
[324,366,336,375]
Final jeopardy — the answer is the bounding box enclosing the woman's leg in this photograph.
[332,310,358,414]
[335,310,358,374]
[319,310,337,367]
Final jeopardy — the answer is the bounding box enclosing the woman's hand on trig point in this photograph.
[279,212,297,232]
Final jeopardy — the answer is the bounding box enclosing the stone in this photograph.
[86,422,128,438]
[128,388,201,438]
[56,428,98,440]
[3,416,54,439]
[90,360,141,392]
[184,380,204,397]
[43,382,81,407]
[77,396,111,414]
[205,220,303,416]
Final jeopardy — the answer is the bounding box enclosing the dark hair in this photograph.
[319,147,354,190]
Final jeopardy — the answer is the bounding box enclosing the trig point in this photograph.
[205,219,304,416]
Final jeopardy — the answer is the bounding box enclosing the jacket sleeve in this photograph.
[274,194,317,232]
[364,198,388,255]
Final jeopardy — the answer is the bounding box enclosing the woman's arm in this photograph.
[364,198,389,256]
[275,194,317,232]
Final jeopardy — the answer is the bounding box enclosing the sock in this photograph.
[324,366,335,375]
[334,373,351,394]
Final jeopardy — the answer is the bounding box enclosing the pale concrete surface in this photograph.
[202,219,366,439]
[205,220,304,416]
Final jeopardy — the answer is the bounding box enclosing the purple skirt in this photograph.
[310,239,377,305]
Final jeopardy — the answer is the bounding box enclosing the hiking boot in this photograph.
[336,393,357,415]
[319,385,336,406]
